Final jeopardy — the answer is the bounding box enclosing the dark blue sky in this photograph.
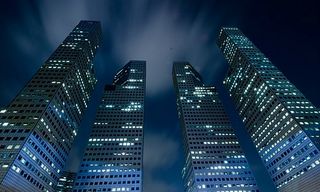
[0,1,319,191]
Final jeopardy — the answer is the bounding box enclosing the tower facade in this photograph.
[0,21,101,191]
[218,27,320,191]
[172,62,259,192]
[73,61,145,192]
[55,171,77,192]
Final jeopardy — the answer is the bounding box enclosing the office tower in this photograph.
[0,21,101,191]
[218,27,320,191]
[73,61,145,192]
[172,62,259,192]
[55,171,77,192]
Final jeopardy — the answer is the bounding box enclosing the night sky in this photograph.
[0,1,319,192]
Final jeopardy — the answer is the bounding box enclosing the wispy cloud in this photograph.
[36,0,231,95]
[143,133,181,192]
[109,1,227,95]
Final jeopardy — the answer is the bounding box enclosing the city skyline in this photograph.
[0,1,319,192]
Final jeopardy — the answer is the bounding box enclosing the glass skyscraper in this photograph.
[0,21,101,191]
[218,27,320,191]
[73,61,145,192]
[172,62,259,192]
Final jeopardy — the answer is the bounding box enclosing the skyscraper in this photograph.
[55,171,77,192]
[218,27,320,191]
[73,61,145,192]
[172,62,259,192]
[0,21,101,191]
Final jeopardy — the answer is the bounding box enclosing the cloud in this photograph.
[109,1,224,95]
[143,133,180,192]
[144,133,179,169]
[38,0,90,47]
[35,0,228,95]
[144,174,180,192]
